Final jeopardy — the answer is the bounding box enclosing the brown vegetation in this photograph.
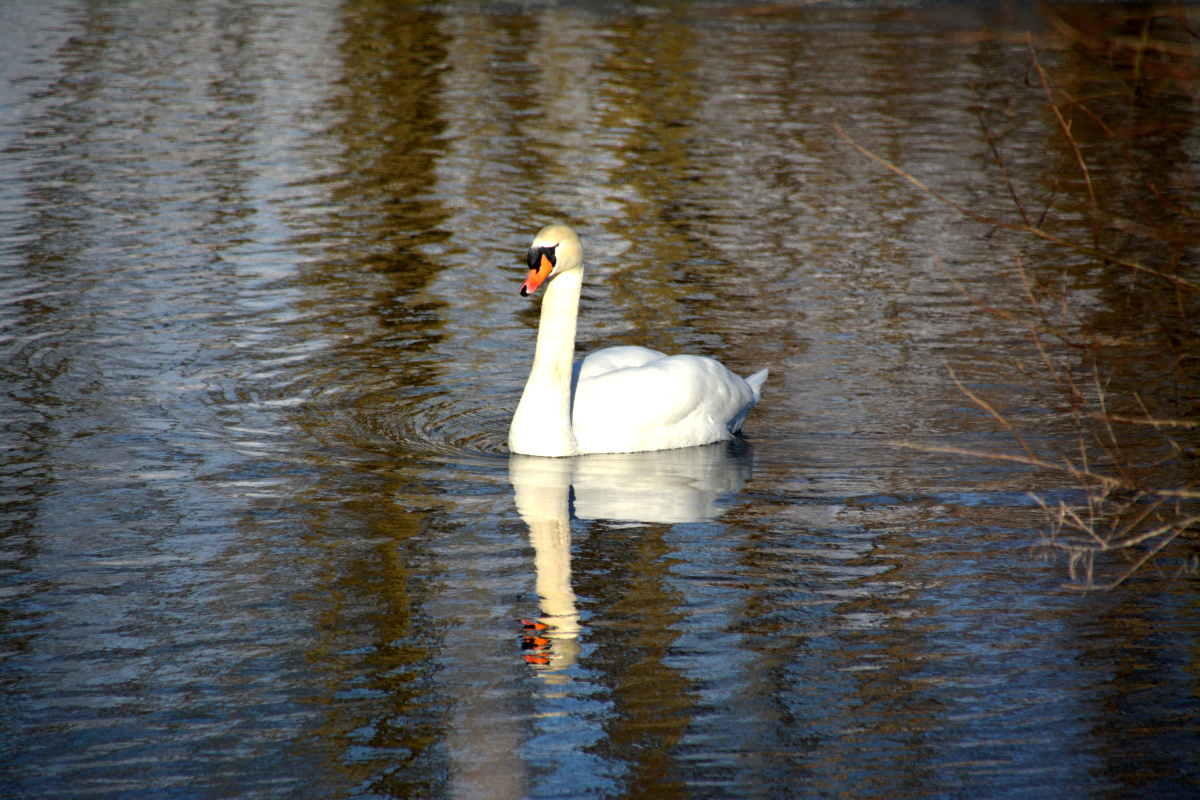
[842,3,1200,589]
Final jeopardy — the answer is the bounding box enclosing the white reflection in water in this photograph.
[510,442,752,674]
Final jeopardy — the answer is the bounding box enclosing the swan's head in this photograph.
[520,224,582,297]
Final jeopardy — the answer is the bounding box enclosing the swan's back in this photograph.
[570,346,766,454]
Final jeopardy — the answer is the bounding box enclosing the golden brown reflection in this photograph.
[288,3,457,796]
[298,491,444,798]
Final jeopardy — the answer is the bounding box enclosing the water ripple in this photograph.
[313,389,512,461]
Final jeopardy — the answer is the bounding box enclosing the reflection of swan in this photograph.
[509,443,753,674]
[508,224,768,458]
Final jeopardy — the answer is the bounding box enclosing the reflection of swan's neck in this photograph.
[509,270,582,457]
[529,515,580,637]
[512,458,581,637]
[527,511,581,677]
[510,456,582,675]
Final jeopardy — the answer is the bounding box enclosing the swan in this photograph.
[508,224,768,457]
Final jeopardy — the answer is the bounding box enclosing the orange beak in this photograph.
[520,253,554,297]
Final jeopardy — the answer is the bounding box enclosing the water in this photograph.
[2,1,1198,797]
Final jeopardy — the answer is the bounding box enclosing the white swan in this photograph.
[508,224,768,457]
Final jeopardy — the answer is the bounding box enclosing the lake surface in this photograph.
[2,1,1198,797]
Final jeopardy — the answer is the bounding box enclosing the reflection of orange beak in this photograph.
[520,253,554,297]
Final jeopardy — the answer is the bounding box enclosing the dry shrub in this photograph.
[842,4,1200,588]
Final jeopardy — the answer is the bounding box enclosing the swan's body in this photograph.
[508,224,767,457]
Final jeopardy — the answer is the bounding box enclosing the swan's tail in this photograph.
[728,369,769,435]
[744,369,769,403]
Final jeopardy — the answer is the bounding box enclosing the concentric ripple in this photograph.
[310,389,513,463]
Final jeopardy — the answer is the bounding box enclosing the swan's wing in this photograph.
[571,354,758,453]
[570,346,667,410]
[574,346,667,380]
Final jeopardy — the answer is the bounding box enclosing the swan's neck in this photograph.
[509,269,582,457]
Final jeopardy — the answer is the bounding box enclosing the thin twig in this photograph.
[1029,43,1102,245]
[970,82,1031,227]
[946,366,1039,463]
